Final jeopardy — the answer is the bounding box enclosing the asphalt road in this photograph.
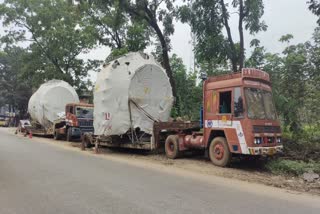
[0,128,319,214]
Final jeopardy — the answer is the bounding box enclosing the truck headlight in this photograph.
[267,137,274,143]
[276,137,281,144]
[254,137,262,145]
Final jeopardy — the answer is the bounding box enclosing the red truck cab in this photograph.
[165,68,283,166]
[54,103,94,141]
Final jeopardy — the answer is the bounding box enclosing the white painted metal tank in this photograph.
[28,80,79,128]
[94,52,174,136]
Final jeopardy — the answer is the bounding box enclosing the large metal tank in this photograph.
[94,52,174,136]
[28,80,79,129]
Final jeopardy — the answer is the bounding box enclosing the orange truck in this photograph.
[163,68,283,166]
[53,103,94,141]
[83,68,282,167]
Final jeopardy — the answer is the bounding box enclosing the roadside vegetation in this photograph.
[266,127,320,177]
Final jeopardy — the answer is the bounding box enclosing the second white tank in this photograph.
[28,80,79,129]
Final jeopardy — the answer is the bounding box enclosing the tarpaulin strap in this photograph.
[129,99,160,123]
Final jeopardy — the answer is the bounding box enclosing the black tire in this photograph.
[209,137,231,167]
[82,135,92,148]
[54,131,60,140]
[66,128,72,142]
[165,135,180,159]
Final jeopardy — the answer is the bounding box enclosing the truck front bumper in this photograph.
[247,145,283,156]
[71,127,82,138]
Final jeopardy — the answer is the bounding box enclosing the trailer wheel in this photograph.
[165,135,180,159]
[66,128,72,142]
[209,137,231,167]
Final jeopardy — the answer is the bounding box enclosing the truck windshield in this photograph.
[244,88,277,120]
[76,107,93,119]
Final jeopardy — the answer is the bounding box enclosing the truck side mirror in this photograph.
[234,97,244,117]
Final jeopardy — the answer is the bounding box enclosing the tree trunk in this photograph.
[125,2,176,98]
[220,0,238,72]
[154,24,176,98]
[144,8,176,98]
[238,0,245,71]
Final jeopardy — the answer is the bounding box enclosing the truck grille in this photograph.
[253,125,281,133]
[78,119,93,127]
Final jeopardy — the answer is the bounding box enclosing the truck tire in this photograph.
[165,135,180,159]
[82,135,92,148]
[66,128,72,142]
[209,137,231,167]
[54,131,61,140]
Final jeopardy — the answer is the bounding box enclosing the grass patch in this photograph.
[266,159,320,176]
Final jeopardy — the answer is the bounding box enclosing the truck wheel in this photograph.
[54,131,60,140]
[82,135,92,148]
[165,135,180,159]
[209,137,231,167]
[66,128,72,142]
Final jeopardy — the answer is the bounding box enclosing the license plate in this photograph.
[268,148,276,155]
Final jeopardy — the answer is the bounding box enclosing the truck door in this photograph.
[217,89,233,126]
[233,87,244,118]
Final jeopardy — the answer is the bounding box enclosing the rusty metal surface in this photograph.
[153,121,200,131]
[207,68,270,83]
[183,135,204,149]
[98,141,152,150]
[81,133,152,151]
[25,124,54,136]
[153,121,201,150]
[66,103,94,107]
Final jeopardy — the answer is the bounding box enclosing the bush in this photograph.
[266,159,320,176]
[282,126,320,162]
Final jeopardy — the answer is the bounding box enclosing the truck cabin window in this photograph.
[76,107,94,119]
[244,88,277,120]
[69,106,74,114]
[219,91,231,114]
[234,87,244,117]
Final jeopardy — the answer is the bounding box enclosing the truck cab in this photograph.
[54,103,94,141]
[202,68,282,165]
[164,68,283,167]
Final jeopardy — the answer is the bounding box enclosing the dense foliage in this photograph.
[179,0,267,73]
[0,46,32,115]
[0,0,100,91]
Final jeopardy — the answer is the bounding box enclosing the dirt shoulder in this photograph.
[2,127,320,196]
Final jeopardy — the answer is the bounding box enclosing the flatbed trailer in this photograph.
[23,119,59,137]
[81,121,201,151]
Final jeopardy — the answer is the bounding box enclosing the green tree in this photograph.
[0,0,98,89]
[261,32,320,133]
[170,54,202,120]
[78,0,150,52]
[304,27,320,127]
[245,39,266,69]
[0,46,32,115]
[308,0,320,24]
[124,0,177,97]
[179,0,267,72]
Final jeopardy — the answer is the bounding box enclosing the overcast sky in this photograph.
[1,0,318,81]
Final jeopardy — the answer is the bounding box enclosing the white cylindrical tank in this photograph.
[94,52,174,136]
[28,80,79,129]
